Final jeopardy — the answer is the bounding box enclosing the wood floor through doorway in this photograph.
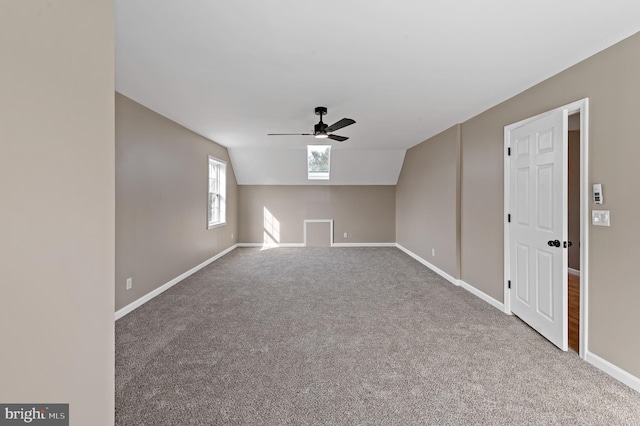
[568,273,580,353]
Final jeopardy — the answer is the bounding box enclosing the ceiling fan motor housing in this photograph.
[314,107,328,135]
[314,122,328,134]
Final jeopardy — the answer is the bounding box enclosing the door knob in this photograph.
[547,240,561,247]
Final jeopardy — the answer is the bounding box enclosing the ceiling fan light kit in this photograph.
[268,106,355,142]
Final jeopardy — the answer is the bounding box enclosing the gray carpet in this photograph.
[116,247,640,425]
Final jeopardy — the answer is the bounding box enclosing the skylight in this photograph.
[307,145,331,180]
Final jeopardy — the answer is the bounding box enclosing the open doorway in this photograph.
[567,113,581,353]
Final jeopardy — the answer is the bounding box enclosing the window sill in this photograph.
[207,222,226,230]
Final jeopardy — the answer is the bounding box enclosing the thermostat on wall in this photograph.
[593,183,603,204]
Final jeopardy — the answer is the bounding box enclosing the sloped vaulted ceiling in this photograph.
[115,0,640,185]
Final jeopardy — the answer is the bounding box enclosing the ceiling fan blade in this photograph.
[328,134,348,142]
[267,133,313,136]
[325,118,355,133]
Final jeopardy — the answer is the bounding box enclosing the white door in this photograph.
[509,109,568,350]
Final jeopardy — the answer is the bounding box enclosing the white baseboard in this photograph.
[395,244,460,287]
[395,244,505,313]
[115,244,238,320]
[237,242,305,248]
[459,280,505,312]
[238,242,395,248]
[331,242,397,247]
[568,267,581,276]
[585,351,640,393]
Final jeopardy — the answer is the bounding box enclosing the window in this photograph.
[208,156,227,228]
[307,145,331,180]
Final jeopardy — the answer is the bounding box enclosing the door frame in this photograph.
[503,98,589,359]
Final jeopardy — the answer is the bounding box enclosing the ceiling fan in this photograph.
[268,106,355,142]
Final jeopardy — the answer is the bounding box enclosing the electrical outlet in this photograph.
[432,249,436,257]
[344,232,348,238]
[231,233,234,240]
[126,277,132,290]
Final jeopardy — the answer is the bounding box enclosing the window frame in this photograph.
[207,155,227,229]
[307,145,331,180]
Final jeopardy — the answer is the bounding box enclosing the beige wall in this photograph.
[115,93,238,311]
[238,186,395,244]
[0,2,115,424]
[458,32,640,376]
[396,125,461,278]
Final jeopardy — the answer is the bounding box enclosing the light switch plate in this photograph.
[592,210,610,226]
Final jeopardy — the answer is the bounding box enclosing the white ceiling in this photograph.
[115,0,640,185]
